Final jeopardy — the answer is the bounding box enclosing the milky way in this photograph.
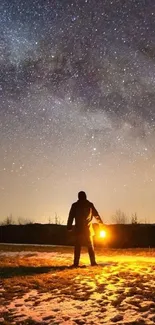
[0,0,155,223]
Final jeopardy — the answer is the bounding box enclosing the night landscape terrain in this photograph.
[1,0,155,324]
[0,245,155,324]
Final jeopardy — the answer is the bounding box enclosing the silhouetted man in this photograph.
[67,191,103,267]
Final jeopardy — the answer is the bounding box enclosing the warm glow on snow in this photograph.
[1,246,155,324]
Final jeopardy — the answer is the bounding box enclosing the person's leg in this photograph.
[73,235,81,266]
[87,235,97,266]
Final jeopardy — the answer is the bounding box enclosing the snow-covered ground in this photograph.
[0,247,155,324]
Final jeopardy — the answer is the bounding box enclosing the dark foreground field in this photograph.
[0,244,155,325]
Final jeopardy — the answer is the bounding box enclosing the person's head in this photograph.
[78,191,87,200]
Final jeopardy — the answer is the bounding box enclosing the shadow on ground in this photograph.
[0,265,69,278]
[0,262,117,278]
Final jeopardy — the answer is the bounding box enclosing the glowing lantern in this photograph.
[100,230,106,238]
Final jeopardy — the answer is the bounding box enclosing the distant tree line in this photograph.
[0,223,155,248]
[0,213,64,226]
[112,209,142,225]
[0,209,149,226]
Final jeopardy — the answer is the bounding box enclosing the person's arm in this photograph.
[67,204,75,231]
[91,203,103,224]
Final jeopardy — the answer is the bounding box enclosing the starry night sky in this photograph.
[1,0,155,223]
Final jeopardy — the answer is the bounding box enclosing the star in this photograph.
[0,0,155,223]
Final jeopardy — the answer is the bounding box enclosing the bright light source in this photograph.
[100,230,106,238]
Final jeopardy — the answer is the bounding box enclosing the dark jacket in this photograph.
[67,199,103,236]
